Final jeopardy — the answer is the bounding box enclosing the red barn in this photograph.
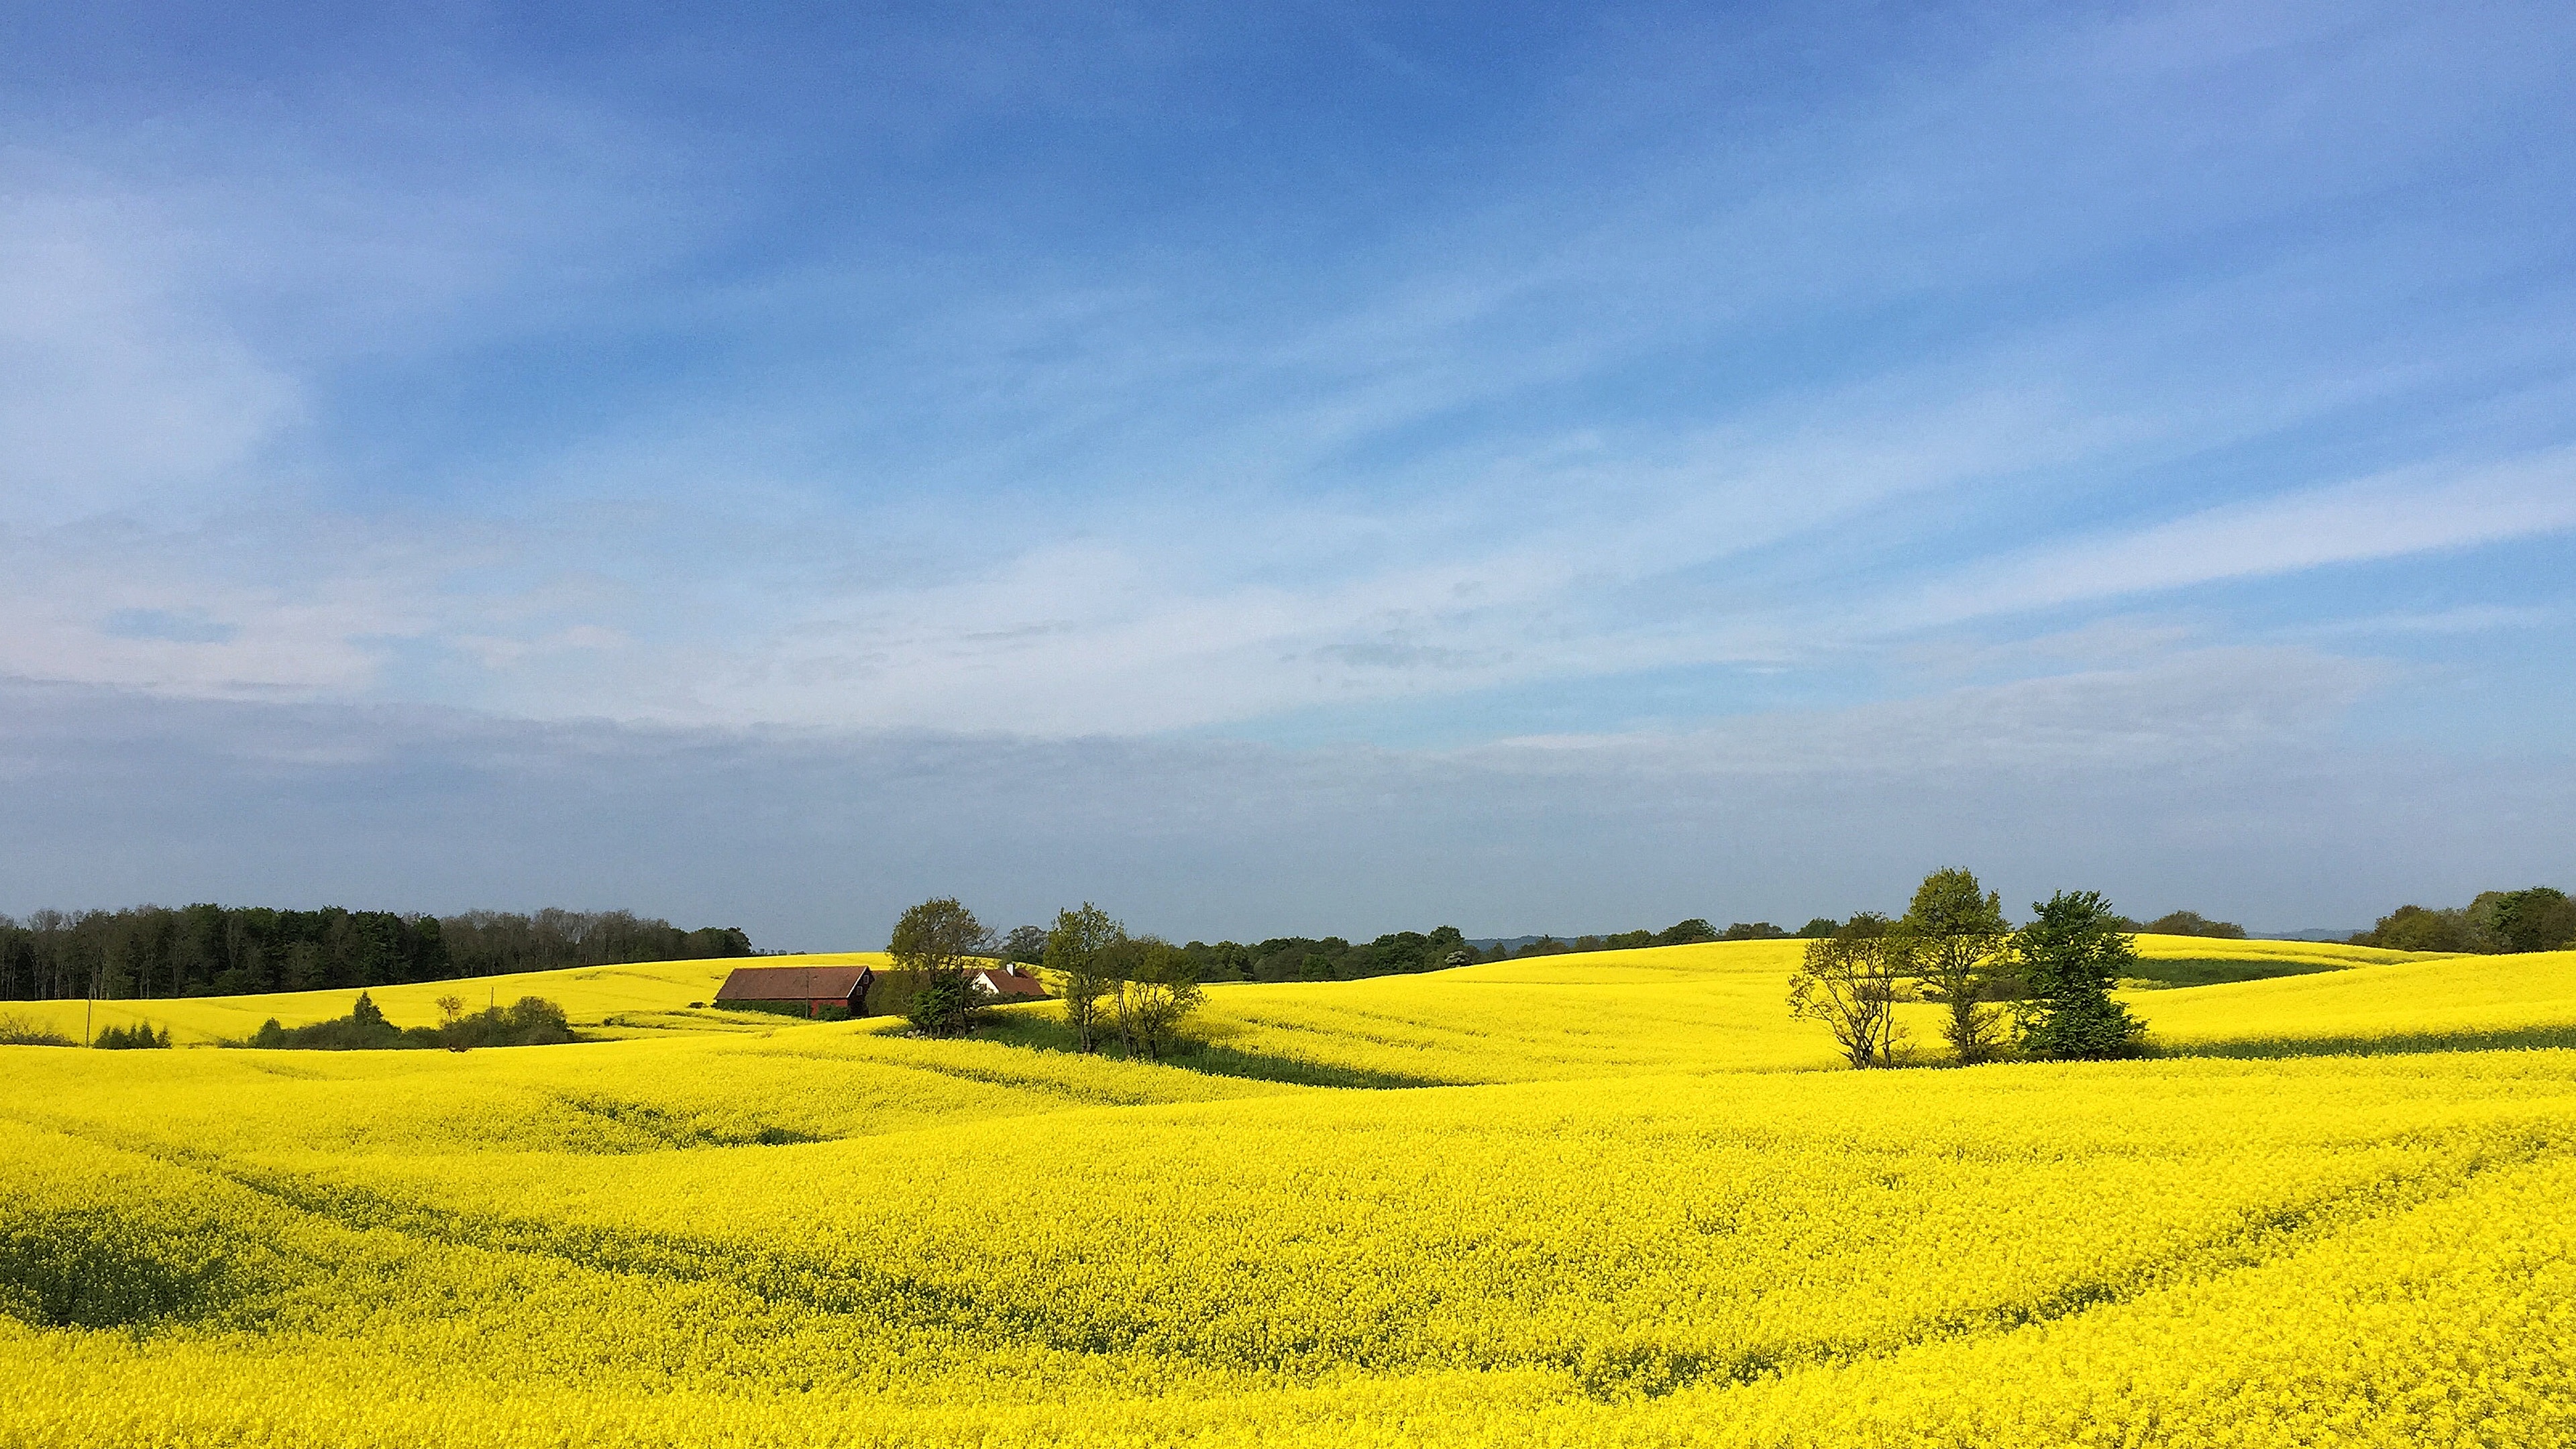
[712,965,872,1018]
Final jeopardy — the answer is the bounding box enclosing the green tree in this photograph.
[1786,914,1911,1069]
[890,898,993,1037]
[1044,903,1123,1053]
[1899,868,2013,1065]
[1105,936,1203,1062]
[2139,910,2246,940]
[1654,918,1720,946]
[2012,890,2145,1060]
[1000,924,1049,964]
[2482,888,2576,953]
[2357,904,2481,953]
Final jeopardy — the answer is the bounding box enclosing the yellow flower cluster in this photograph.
[1,945,2571,1446]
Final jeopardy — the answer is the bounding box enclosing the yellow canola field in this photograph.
[2131,946,2576,1055]
[1169,936,2480,1085]
[5,939,2575,1448]
[4,1032,2573,1448]
[0,953,887,1044]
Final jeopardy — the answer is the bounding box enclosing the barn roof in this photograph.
[714,966,870,1002]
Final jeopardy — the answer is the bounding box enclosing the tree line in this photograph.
[2346,888,2575,955]
[1001,908,2254,987]
[1789,868,2145,1069]
[987,918,1802,984]
[0,904,754,1002]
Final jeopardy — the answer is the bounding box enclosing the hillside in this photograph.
[4,937,2573,1446]
[0,953,894,1045]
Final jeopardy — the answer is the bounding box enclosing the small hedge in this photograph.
[242,992,576,1051]
[91,1022,172,1050]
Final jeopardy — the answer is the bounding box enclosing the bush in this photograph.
[241,991,574,1051]
[0,1012,76,1047]
[91,1021,172,1050]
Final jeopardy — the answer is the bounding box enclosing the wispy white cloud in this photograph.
[0,189,302,524]
[0,0,2570,757]
[1901,449,2576,629]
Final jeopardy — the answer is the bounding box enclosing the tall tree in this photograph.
[1900,868,2012,1065]
[1786,913,1911,1069]
[1044,903,1122,1053]
[2012,890,2145,1060]
[889,897,992,1037]
[1104,935,1202,1062]
[2484,888,2576,954]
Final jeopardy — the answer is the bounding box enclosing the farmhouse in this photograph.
[714,965,876,1018]
[712,962,1046,1017]
[971,963,1049,1000]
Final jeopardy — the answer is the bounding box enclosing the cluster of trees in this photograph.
[1788,869,2145,1069]
[2123,910,2247,938]
[242,991,575,1051]
[2347,888,2575,955]
[92,1021,173,1050]
[1042,904,1204,1061]
[0,904,754,1002]
[890,898,1208,1059]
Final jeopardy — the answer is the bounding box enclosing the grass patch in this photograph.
[2121,957,2353,989]
[2149,1024,2576,1059]
[979,1014,1451,1089]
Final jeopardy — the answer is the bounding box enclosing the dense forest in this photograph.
[0,906,753,1001]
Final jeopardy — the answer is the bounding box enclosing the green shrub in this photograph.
[241,991,574,1051]
[90,1022,172,1050]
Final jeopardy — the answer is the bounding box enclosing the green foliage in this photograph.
[999,924,1050,965]
[1046,903,1123,1052]
[1105,936,1204,1062]
[1786,913,1910,1069]
[2136,910,2247,939]
[903,973,985,1039]
[2013,890,2145,1061]
[1900,868,2014,1065]
[2118,957,2348,990]
[1794,917,1841,938]
[2348,886,2576,954]
[892,898,993,1038]
[243,991,574,1051]
[2484,888,2576,954]
[90,1020,172,1050]
[0,902,751,1004]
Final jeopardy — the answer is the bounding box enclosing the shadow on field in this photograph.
[979,1016,1451,1089]
[2120,957,2351,989]
[2151,1024,2576,1060]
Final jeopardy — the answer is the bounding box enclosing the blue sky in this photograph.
[2,1,2572,942]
